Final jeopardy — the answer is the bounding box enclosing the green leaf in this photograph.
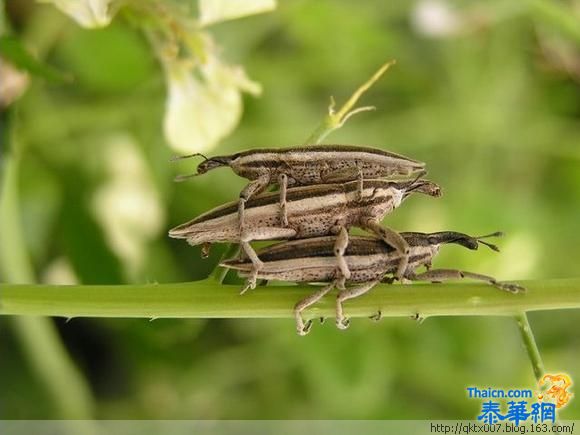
[55,23,154,92]
[0,35,70,82]
[57,168,124,285]
[0,0,7,36]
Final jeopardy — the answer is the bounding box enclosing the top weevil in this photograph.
[173,144,425,228]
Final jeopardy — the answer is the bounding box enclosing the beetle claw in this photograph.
[336,317,350,330]
[298,319,313,336]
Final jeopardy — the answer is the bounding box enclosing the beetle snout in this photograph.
[426,183,442,197]
[448,235,479,250]
[197,157,232,174]
[428,232,479,250]
[455,237,479,250]
[405,180,442,198]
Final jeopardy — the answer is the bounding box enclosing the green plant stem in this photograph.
[515,312,545,381]
[304,60,396,144]
[300,57,551,381]
[1,279,579,319]
[0,133,95,419]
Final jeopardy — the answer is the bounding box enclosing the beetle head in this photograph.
[399,172,441,199]
[403,179,441,199]
[172,153,235,182]
[196,155,234,174]
[426,231,503,251]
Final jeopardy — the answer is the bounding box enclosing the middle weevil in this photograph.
[169,177,441,291]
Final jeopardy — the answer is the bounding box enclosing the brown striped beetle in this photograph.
[169,177,441,291]
[222,231,525,335]
[173,145,426,230]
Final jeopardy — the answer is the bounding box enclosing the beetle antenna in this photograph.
[174,173,200,182]
[404,170,428,192]
[170,153,209,163]
[171,153,210,181]
[475,232,504,252]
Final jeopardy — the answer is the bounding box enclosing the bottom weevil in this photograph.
[221,231,525,335]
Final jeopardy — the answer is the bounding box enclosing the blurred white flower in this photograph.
[163,55,261,154]
[0,60,29,107]
[38,0,115,28]
[412,0,460,38]
[93,135,164,277]
[199,0,276,27]
[43,257,78,285]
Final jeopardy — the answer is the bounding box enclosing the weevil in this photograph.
[173,145,426,230]
[221,231,525,335]
[169,177,441,291]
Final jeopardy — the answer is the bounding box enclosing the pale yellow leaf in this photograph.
[38,0,114,28]
[199,0,276,26]
[163,56,261,154]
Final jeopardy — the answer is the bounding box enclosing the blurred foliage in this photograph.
[0,35,69,82]
[1,0,580,420]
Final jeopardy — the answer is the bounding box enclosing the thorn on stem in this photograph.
[339,105,376,127]
[328,95,336,115]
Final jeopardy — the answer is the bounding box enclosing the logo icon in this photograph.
[538,373,573,408]
[468,373,573,426]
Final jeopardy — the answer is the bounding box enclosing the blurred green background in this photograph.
[1,0,579,420]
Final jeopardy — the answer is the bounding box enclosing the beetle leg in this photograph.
[239,241,264,294]
[360,218,409,282]
[278,173,289,227]
[237,226,297,279]
[356,163,364,201]
[294,282,335,336]
[200,242,211,259]
[410,313,425,324]
[336,280,379,330]
[238,174,271,232]
[333,226,351,280]
[407,269,525,293]
[381,274,396,284]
